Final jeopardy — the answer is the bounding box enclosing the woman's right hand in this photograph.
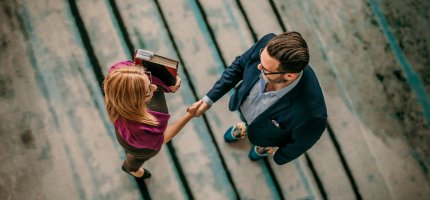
[186,100,202,116]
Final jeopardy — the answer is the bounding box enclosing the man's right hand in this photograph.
[193,100,211,117]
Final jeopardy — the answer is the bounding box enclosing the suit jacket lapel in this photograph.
[238,72,261,107]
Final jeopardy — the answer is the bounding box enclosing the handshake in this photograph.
[186,100,211,117]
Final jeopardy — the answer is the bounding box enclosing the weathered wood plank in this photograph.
[0,0,140,199]
[73,0,187,199]
[198,0,328,199]
[72,0,129,73]
[273,0,430,199]
[301,131,353,200]
[239,0,356,199]
[114,0,237,199]
[371,0,430,127]
[266,157,321,200]
[196,0,253,63]
[157,0,283,198]
[237,0,283,36]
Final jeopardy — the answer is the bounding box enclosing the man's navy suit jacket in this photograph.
[206,33,327,165]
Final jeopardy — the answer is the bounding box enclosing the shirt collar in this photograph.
[259,72,303,98]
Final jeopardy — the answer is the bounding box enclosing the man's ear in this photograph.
[285,73,299,80]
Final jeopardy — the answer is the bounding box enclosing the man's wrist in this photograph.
[202,96,214,106]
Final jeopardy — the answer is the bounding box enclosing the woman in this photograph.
[103,61,199,179]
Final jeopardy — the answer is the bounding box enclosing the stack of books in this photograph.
[134,49,179,86]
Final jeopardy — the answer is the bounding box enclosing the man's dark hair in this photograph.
[266,32,309,73]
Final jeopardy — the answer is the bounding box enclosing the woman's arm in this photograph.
[163,101,201,143]
[163,112,193,143]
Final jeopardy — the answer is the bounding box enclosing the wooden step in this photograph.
[0,0,140,199]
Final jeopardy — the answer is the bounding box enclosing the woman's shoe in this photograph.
[122,166,152,179]
[140,168,151,179]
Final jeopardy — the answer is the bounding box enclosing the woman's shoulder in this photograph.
[148,110,171,122]
[117,113,170,130]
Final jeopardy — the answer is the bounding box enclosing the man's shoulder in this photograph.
[295,66,327,116]
[257,33,276,46]
[245,33,277,61]
[301,65,321,86]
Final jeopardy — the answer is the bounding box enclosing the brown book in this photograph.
[133,49,178,86]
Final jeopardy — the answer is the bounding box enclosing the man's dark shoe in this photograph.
[248,145,268,161]
[224,122,247,143]
[224,125,239,143]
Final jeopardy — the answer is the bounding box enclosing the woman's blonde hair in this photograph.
[103,65,158,126]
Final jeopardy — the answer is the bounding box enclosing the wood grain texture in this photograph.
[1,0,429,199]
[0,0,139,199]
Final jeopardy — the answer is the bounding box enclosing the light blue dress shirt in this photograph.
[240,73,302,124]
[203,72,302,124]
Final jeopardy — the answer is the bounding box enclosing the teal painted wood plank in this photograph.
[73,0,130,73]
[0,0,140,199]
[273,0,430,198]
[197,0,253,63]
[371,0,430,126]
[157,0,284,199]
[0,6,79,200]
[267,157,322,200]
[238,0,284,36]
[73,0,188,199]
[370,0,430,174]
[303,133,352,200]
[115,0,237,199]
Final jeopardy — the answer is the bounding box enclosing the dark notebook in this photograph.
[133,49,178,86]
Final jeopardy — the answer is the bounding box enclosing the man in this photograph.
[193,32,327,165]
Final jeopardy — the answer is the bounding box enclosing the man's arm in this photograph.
[193,50,250,117]
[205,55,248,103]
[195,33,277,116]
[273,117,327,165]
